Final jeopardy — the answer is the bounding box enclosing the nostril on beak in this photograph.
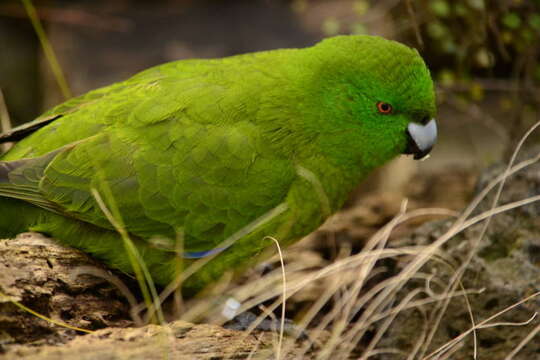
[420,116,430,125]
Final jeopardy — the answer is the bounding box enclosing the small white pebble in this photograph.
[221,297,241,320]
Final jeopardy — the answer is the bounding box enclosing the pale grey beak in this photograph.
[405,119,437,160]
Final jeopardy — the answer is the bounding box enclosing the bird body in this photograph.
[0,35,436,292]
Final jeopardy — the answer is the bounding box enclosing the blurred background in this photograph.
[2,2,540,356]
[0,0,539,215]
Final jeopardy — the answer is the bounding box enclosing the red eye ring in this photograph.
[377,102,393,114]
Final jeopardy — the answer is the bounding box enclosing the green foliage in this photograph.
[409,0,540,146]
[21,0,71,99]
[412,0,540,88]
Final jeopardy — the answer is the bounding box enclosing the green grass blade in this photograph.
[21,0,72,99]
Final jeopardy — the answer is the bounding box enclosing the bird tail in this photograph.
[0,197,40,238]
[0,159,59,238]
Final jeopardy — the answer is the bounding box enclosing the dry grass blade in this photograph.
[267,236,287,360]
[296,165,331,218]
[0,89,12,153]
[140,203,288,322]
[360,288,422,360]
[0,291,94,334]
[478,313,537,329]
[420,121,540,358]
[246,334,264,360]
[212,211,452,333]
[334,209,455,358]
[407,307,429,360]
[217,208,454,360]
[416,194,540,358]
[368,287,484,326]
[21,0,72,99]
[504,321,540,360]
[422,291,540,360]
[321,201,411,359]
[338,147,539,358]
[91,188,165,325]
[236,246,429,318]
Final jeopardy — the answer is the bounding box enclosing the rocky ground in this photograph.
[377,149,540,359]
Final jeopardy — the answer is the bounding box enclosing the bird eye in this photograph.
[377,102,393,114]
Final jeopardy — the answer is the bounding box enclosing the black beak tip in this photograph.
[403,132,433,160]
[413,147,432,160]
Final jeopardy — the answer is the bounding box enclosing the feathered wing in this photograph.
[0,63,298,254]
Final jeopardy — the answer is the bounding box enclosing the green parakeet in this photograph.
[0,35,437,293]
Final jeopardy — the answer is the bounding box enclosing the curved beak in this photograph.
[404,119,437,160]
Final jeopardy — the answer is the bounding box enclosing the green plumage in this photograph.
[0,35,435,292]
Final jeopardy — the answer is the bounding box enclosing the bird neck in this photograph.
[294,152,371,213]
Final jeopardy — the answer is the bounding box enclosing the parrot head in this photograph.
[298,35,437,170]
